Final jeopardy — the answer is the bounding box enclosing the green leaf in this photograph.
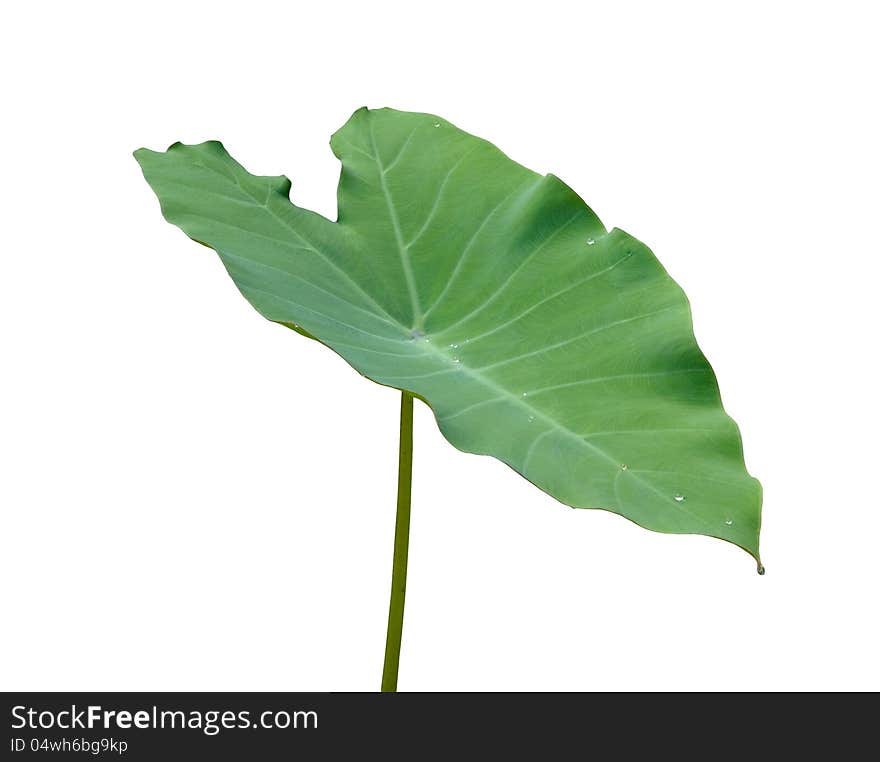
[135,107,762,566]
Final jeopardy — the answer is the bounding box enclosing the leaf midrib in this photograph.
[414,336,714,529]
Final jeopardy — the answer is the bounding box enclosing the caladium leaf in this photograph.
[135,107,762,566]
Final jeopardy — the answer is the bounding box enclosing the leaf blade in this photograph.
[135,108,762,564]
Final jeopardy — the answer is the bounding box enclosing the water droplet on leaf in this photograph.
[409,329,424,340]
[724,519,733,526]
[433,122,441,128]
[757,565,766,576]
[619,463,628,471]
[586,237,595,245]
[673,493,685,503]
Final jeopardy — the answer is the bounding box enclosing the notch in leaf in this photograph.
[135,107,763,691]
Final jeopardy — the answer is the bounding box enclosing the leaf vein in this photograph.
[438,211,581,334]
[474,306,680,372]
[368,119,423,327]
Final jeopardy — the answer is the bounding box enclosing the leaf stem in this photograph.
[381,390,414,692]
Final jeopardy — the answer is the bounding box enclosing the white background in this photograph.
[2,1,878,691]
